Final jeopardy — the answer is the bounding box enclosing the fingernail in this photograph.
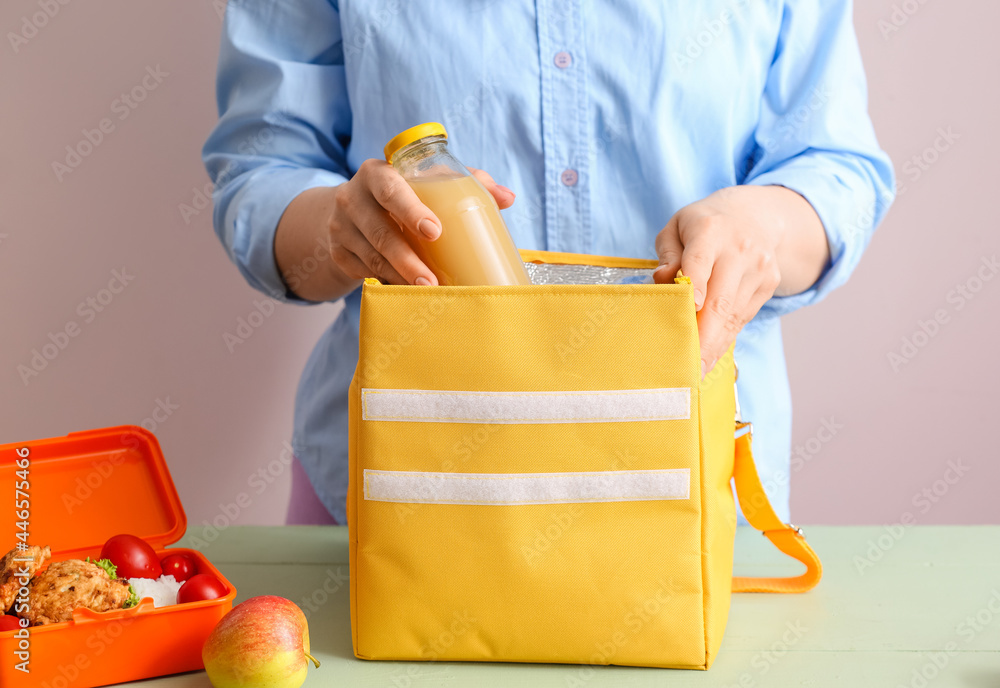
[414,277,431,286]
[418,219,440,240]
[693,288,705,310]
[701,359,708,379]
[497,185,515,197]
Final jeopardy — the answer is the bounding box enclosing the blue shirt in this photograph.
[204,0,894,525]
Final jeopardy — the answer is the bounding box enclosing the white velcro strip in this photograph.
[360,388,690,424]
[363,469,691,505]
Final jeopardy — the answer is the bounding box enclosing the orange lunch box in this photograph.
[0,426,236,687]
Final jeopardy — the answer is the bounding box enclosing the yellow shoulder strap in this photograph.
[731,422,823,593]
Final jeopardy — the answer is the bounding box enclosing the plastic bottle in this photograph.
[384,122,531,286]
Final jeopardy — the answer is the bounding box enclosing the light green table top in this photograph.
[138,525,1000,687]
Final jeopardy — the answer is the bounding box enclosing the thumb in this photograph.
[653,214,683,284]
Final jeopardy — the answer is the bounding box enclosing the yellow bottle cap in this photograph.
[384,122,448,163]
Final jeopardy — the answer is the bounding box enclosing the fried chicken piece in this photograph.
[24,559,131,625]
[0,545,51,613]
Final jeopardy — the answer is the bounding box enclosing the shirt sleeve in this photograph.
[744,0,895,317]
[202,0,351,304]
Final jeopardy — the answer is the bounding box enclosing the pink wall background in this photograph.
[1,1,995,526]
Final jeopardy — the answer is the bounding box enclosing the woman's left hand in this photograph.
[653,185,829,378]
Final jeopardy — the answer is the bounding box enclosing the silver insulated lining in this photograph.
[524,261,656,285]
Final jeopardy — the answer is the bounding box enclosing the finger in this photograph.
[653,215,683,284]
[329,241,373,281]
[353,196,438,285]
[702,272,772,378]
[353,237,409,285]
[743,280,776,327]
[722,258,781,341]
[361,159,442,240]
[696,255,752,378]
[468,167,516,209]
[678,223,718,311]
[336,218,409,286]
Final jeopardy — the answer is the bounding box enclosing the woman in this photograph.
[204,1,894,525]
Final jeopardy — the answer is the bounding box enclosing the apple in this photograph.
[202,596,319,688]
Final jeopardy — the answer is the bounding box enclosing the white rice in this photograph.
[128,574,182,608]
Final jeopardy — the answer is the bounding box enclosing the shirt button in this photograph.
[561,169,578,186]
[554,51,573,69]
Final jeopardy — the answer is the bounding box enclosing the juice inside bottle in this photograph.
[384,123,531,286]
[407,175,530,286]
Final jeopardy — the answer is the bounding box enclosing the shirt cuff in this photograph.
[745,153,889,318]
[220,166,348,304]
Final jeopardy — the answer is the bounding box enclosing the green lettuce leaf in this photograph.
[86,557,139,609]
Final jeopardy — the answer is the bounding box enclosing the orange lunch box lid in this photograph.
[1,425,186,557]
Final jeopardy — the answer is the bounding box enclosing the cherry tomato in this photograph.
[0,615,23,632]
[160,553,197,583]
[100,534,162,580]
[176,574,228,604]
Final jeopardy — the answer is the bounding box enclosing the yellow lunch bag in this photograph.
[347,250,821,670]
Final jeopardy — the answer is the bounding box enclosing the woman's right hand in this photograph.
[326,159,444,287]
[330,160,516,286]
[276,160,514,300]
